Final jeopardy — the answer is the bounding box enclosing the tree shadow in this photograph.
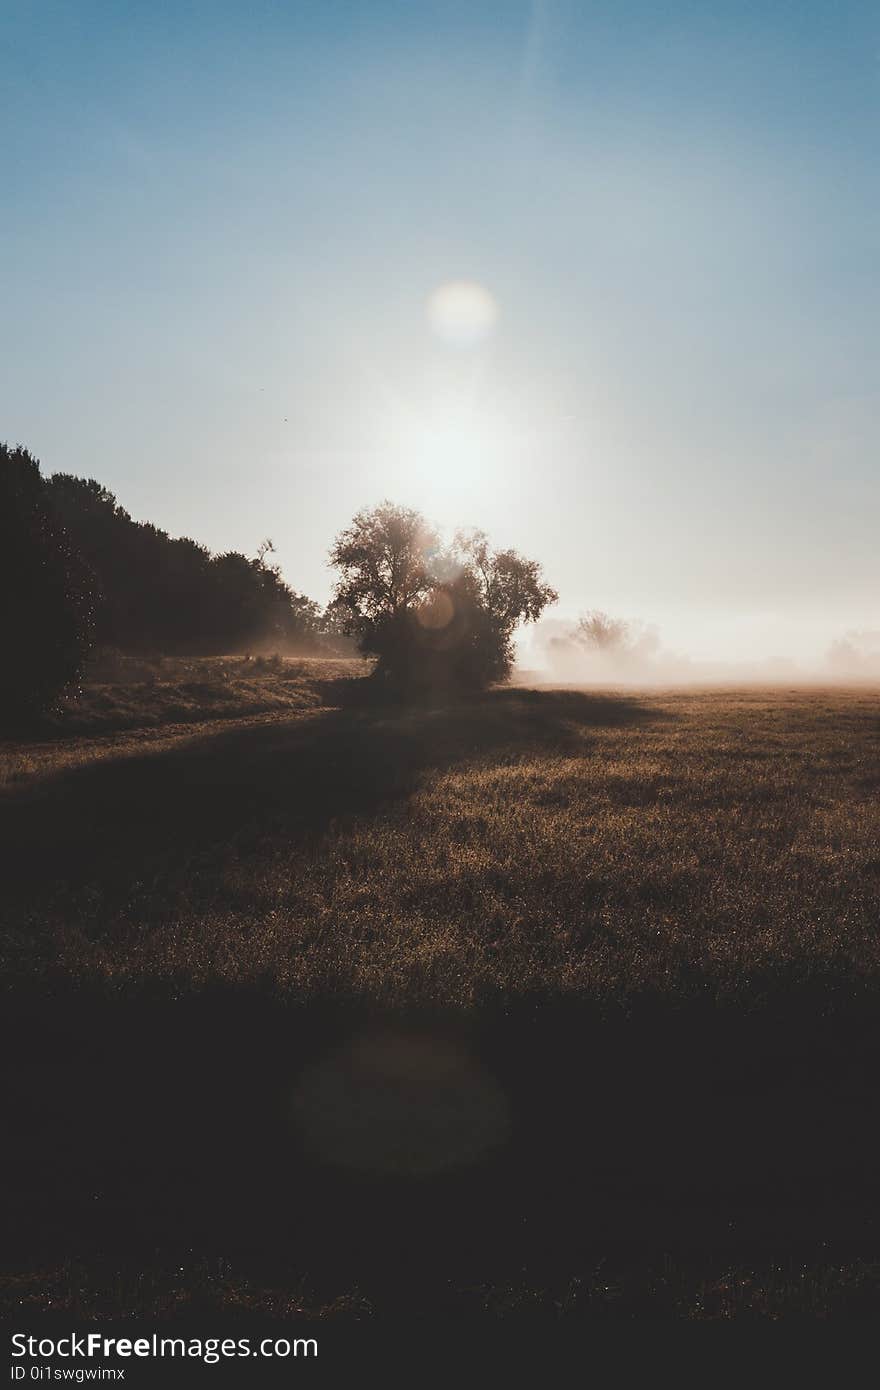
[2,685,670,910]
[6,684,880,1293]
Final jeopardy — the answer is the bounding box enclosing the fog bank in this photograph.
[516,616,880,686]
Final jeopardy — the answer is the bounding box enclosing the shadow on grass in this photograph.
[1,684,668,908]
[4,977,880,1289]
[4,680,880,1300]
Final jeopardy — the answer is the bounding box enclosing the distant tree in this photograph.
[828,630,880,676]
[567,609,661,673]
[247,539,323,651]
[288,591,324,644]
[206,546,318,652]
[576,610,631,652]
[329,502,557,693]
[316,598,360,656]
[0,444,95,723]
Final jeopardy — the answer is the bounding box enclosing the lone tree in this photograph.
[575,610,631,652]
[1,444,95,724]
[329,502,557,694]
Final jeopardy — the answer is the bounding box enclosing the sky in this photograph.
[2,0,877,665]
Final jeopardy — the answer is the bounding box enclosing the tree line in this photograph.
[45,470,326,655]
[1,442,556,722]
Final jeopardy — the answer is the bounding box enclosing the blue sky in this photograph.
[2,1,877,661]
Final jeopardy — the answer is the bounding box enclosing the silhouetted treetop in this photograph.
[330,502,441,624]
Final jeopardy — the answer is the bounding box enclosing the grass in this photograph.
[7,1253,880,1323]
[4,670,878,1006]
[38,649,362,735]
[0,651,357,795]
[3,658,880,1324]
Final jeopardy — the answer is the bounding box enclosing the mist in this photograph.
[517,614,880,687]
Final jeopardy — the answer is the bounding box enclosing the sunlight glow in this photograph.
[426,281,499,345]
[292,1031,509,1175]
[411,412,503,476]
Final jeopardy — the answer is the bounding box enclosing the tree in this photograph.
[575,610,631,653]
[329,502,557,693]
[316,598,360,656]
[329,502,441,673]
[565,609,661,674]
[1,444,95,723]
[452,528,558,686]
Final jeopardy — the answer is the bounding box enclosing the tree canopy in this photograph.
[45,472,324,655]
[330,502,557,693]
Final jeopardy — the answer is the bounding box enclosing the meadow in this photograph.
[3,657,880,1324]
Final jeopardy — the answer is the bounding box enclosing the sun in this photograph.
[363,279,527,500]
[408,408,505,479]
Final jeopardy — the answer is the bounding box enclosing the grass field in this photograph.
[3,658,880,1324]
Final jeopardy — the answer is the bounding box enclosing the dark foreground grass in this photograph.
[7,1251,880,1322]
[2,662,880,1323]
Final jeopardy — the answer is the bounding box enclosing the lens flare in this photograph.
[291,1031,509,1175]
[426,281,499,345]
[416,589,456,630]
